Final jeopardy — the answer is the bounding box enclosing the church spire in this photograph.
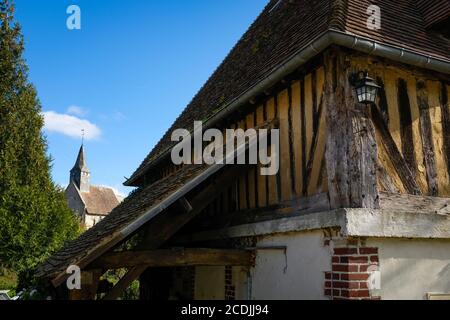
[70,144,90,192]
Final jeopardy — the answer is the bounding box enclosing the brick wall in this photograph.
[324,241,380,300]
[225,266,236,300]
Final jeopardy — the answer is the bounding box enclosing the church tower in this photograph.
[70,145,90,192]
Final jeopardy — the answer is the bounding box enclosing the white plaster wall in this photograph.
[250,230,331,300]
[367,238,450,300]
[84,215,104,229]
[194,266,225,300]
[65,184,85,218]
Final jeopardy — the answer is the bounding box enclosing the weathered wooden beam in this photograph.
[305,93,325,195]
[397,78,416,173]
[91,248,254,270]
[324,47,379,209]
[102,266,146,301]
[186,192,330,232]
[439,81,450,180]
[139,165,251,249]
[371,104,422,195]
[380,192,450,215]
[376,163,400,194]
[417,80,439,196]
[96,165,251,300]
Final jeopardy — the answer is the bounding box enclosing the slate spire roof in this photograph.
[71,145,89,173]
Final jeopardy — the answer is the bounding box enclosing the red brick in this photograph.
[332,264,358,272]
[359,264,369,272]
[326,272,339,280]
[359,247,378,254]
[340,273,369,281]
[334,248,357,255]
[341,289,370,298]
[333,281,359,289]
[340,256,369,264]
[332,256,340,263]
[325,281,332,288]
[370,255,379,263]
[324,288,342,297]
[359,282,369,289]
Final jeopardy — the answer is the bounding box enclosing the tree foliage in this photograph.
[0,0,80,288]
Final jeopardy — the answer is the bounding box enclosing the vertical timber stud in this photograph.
[324,48,379,209]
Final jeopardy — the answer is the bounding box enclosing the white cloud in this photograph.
[43,111,101,141]
[67,105,88,117]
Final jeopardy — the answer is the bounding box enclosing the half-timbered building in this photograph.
[37,0,450,300]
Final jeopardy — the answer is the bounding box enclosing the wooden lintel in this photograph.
[90,248,255,270]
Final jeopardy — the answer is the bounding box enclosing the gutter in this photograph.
[125,29,450,186]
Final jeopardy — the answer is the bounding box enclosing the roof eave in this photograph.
[124,29,450,187]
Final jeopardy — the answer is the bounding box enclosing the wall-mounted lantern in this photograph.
[349,71,380,105]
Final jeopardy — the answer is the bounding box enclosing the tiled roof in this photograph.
[126,0,450,186]
[80,186,120,216]
[38,0,450,283]
[71,145,89,173]
[416,0,450,29]
[37,163,210,280]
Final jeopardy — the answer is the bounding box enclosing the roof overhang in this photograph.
[175,199,450,242]
[47,130,264,287]
[125,29,450,186]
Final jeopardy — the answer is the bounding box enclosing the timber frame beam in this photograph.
[89,248,255,270]
[87,164,252,300]
[324,47,380,209]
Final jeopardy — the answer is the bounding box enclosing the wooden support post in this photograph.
[97,165,251,300]
[324,48,380,209]
[102,266,146,301]
[417,80,439,196]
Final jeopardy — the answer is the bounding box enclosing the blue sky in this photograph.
[14,0,267,196]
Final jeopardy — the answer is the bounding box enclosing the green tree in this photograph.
[0,0,80,289]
